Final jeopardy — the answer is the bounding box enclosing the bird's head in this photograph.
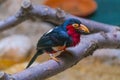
[63,18,90,34]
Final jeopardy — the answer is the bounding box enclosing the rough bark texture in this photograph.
[0,0,120,80]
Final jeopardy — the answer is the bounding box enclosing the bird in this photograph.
[26,18,90,68]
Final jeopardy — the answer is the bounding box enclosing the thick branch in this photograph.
[0,32,117,80]
[81,32,120,48]
[12,36,97,80]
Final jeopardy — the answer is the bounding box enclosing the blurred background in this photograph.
[0,0,120,80]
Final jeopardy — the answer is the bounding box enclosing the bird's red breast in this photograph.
[66,25,80,46]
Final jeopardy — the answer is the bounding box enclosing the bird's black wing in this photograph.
[37,28,72,49]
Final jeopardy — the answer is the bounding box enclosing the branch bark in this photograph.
[1,32,120,80]
[30,5,120,33]
[0,0,120,32]
[0,0,120,80]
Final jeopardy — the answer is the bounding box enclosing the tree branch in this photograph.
[30,5,120,33]
[1,32,120,80]
[0,0,120,32]
[0,0,120,80]
[0,0,32,31]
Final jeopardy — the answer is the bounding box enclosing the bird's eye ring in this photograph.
[72,23,79,28]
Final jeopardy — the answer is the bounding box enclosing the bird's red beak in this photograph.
[79,24,90,34]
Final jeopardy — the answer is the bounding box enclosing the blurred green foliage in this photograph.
[89,0,120,25]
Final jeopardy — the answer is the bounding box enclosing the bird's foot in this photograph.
[58,46,66,51]
[49,54,60,62]
[51,56,60,62]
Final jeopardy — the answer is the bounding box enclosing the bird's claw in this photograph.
[51,56,60,62]
[49,54,60,62]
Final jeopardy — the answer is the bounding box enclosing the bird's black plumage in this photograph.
[26,18,83,68]
[37,27,72,48]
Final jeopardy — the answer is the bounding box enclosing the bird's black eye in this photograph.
[72,23,79,29]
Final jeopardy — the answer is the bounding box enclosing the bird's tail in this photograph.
[26,49,43,69]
